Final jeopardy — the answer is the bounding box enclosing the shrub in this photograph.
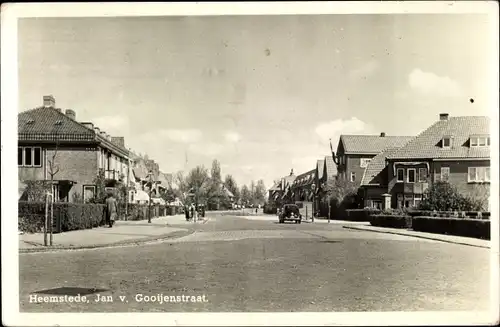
[370,214,411,229]
[345,208,381,221]
[18,201,105,233]
[412,216,490,240]
[18,201,46,233]
[419,181,484,211]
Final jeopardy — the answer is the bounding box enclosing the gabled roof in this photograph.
[221,184,234,198]
[292,169,316,187]
[133,166,148,180]
[316,159,325,179]
[361,147,400,186]
[387,116,490,160]
[18,107,129,158]
[269,181,281,191]
[340,135,414,155]
[324,156,337,180]
[157,172,172,188]
[19,107,95,140]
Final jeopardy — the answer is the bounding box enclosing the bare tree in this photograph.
[46,138,60,246]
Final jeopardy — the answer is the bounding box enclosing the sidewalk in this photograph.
[343,225,490,249]
[18,214,208,253]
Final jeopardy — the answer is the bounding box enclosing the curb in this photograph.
[19,228,194,254]
[343,226,490,249]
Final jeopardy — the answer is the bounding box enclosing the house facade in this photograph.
[334,133,414,186]
[385,114,490,210]
[18,95,131,203]
[291,169,316,202]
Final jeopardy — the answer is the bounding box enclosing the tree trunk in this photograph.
[44,193,49,246]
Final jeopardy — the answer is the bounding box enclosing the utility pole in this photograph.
[148,170,153,223]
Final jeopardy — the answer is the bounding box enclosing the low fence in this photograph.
[117,203,181,221]
[367,209,491,239]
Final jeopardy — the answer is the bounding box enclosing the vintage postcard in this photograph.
[1,1,499,326]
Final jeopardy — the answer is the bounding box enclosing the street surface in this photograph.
[19,212,491,312]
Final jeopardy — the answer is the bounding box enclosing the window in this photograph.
[18,147,42,167]
[442,137,451,148]
[418,168,428,182]
[360,158,372,168]
[414,194,422,208]
[24,148,32,166]
[372,200,383,210]
[33,148,41,166]
[407,168,416,183]
[350,172,356,182]
[440,167,450,182]
[83,185,96,203]
[18,148,23,166]
[470,136,490,147]
[396,168,404,182]
[468,167,490,183]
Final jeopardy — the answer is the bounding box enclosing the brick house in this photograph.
[291,169,316,202]
[385,114,491,210]
[359,147,405,209]
[333,133,414,185]
[18,95,131,203]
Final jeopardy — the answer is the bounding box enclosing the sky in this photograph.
[18,14,494,189]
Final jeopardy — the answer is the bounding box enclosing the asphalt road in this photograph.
[19,213,491,312]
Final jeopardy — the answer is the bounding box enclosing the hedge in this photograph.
[18,201,105,233]
[370,214,412,229]
[345,208,381,222]
[412,216,490,240]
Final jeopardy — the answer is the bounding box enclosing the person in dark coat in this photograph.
[105,192,118,228]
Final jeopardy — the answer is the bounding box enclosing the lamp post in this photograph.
[311,183,316,223]
[147,170,153,224]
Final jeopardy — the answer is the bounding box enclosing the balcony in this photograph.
[403,182,429,194]
[105,169,122,181]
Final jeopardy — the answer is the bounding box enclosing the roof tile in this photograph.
[341,135,414,154]
[387,116,490,159]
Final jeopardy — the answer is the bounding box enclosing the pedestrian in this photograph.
[193,204,198,223]
[255,207,258,214]
[105,191,118,228]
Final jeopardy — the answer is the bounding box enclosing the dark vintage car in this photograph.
[278,204,302,224]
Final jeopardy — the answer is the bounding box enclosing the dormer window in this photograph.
[55,120,63,125]
[470,135,490,147]
[442,136,451,148]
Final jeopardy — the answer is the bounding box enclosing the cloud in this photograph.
[92,115,130,133]
[158,128,203,143]
[408,68,461,97]
[349,60,380,81]
[188,142,225,157]
[314,117,374,143]
[224,131,241,143]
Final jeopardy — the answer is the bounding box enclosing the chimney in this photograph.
[100,131,107,139]
[439,113,449,121]
[94,126,100,134]
[81,122,94,130]
[111,136,125,148]
[43,95,55,108]
[65,109,76,120]
[380,132,386,137]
